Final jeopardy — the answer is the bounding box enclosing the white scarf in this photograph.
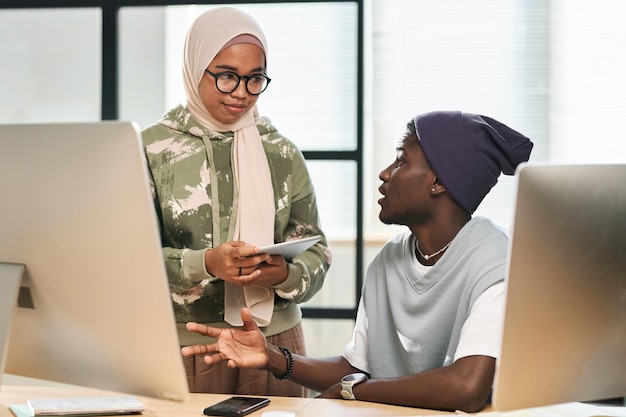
[182,7,275,326]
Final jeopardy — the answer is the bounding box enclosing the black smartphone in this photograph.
[202,396,270,417]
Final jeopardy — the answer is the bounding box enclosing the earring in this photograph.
[431,188,436,192]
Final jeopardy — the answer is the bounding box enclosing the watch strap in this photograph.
[340,373,367,400]
[340,386,357,400]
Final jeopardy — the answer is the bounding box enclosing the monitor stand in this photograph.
[0,263,25,385]
[0,263,149,415]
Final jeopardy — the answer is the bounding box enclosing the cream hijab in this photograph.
[183,7,275,326]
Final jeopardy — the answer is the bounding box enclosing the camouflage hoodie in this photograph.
[142,105,331,344]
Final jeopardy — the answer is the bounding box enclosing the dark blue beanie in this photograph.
[414,111,533,214]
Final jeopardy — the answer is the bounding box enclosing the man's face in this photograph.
[377,131,436,226]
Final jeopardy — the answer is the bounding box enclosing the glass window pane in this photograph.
[550,1,626,164]
[304,239,357,309]
[0,9,101,123]
[308,160,357,240]
[119,3,358,151]
[304,160,357,309]
[118,7,166,128]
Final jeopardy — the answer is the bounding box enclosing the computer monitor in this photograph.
[0,122,189,401]
[493,163,626,411]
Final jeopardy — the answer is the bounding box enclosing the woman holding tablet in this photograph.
[141,7,331,397]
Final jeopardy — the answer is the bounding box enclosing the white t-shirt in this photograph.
[342,280,505,374]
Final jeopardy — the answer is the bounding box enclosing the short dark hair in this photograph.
[405,119,418,142]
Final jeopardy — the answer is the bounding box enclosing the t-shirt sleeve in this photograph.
[454,281,506,361]
[342,301,370,373]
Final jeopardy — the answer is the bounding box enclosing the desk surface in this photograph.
[0,385,452,417]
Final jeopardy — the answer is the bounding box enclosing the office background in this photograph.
[1,0,625,359]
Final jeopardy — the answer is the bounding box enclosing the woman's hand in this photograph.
[204,241,267,280]
[204,242,289,287]
[244,255,289,287]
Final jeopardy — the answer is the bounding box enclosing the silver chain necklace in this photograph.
[416,240,452,260]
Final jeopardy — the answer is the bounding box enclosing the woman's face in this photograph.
[198,43,265,125]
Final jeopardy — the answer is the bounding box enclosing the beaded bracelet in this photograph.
[272,345,294,380]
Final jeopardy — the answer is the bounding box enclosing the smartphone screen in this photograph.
[202,396,270,417]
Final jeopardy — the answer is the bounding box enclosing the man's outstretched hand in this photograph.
[181,307,269,370]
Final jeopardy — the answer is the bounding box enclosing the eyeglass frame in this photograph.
[204,69,272,96]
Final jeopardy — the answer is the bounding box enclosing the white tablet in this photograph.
[254,235,321,260]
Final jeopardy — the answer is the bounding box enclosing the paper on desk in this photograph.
[394,402,626,417]
[498,402,626,417]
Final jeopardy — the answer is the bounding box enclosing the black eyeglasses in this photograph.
[204,70,271,95]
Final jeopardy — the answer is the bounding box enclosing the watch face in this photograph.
[343,372,367,382]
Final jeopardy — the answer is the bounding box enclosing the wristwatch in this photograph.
[340,372,368,400]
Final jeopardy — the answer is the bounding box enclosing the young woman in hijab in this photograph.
[141,7,331,397]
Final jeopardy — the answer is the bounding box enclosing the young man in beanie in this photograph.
[180,111,533,412]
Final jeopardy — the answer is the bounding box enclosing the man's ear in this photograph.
[430,177,446,194]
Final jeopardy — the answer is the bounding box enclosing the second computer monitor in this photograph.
[493,163,626,410]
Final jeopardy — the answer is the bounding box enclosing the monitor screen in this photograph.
[0,122,188,401]
[493,163,626,410]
